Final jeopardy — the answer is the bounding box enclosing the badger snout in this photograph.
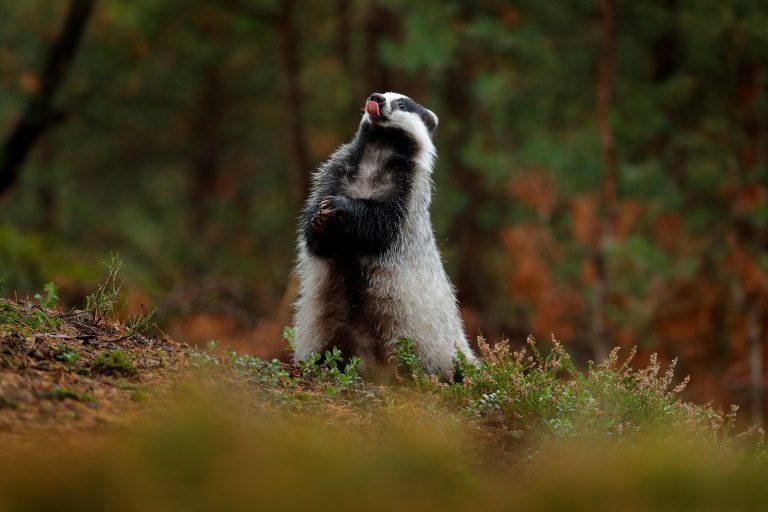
[366,93,386,117]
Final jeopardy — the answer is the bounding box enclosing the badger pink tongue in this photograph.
[365,100,380,117]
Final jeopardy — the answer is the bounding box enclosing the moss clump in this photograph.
[0,301,60,335]
[90,349,138,377]
[41,387,95,403]
[23,309,60,331]
[0,395,18,409]
[130,390,149,402]
[0,303,22,334]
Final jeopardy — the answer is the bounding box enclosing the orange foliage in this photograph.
[510,170,557,220]
[727,240,768,295]
[18,73,39,93]
[655,212,683,249]
[614,200,643,240]
[652,282,722,359]
[168,313,288,361]
[571,195,599,246]
[502,223,585,339]
[722,182,766,215]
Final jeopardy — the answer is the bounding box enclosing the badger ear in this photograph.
[422,108,440,133]
[426,109,439,131]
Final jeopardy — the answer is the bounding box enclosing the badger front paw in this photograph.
[311,208,334,233]
[311,196,348,233]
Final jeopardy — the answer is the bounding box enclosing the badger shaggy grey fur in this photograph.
[293,92,476,377]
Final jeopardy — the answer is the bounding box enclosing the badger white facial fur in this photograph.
[293,92,476,377]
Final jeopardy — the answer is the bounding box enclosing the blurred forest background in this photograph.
[1,1,767,421]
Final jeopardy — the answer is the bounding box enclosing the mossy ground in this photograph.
[1,297,767,510]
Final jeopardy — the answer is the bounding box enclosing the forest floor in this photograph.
[1,296,768,510]
[0,298,190,442]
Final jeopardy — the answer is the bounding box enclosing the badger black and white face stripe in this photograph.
[383,93,439,132]
[363,92,439,135]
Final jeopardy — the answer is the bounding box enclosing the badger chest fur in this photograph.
[294,92,476,378]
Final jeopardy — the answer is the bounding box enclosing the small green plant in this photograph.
[53,344,81,367]
[34,282,59,309]
[124,305,157,336]
[186,350,220,368]
[90,349,138,376]
[298,347,363,393]
[282,326,296,351]
[393,338,429,385]
[80,254,157,337]
[225,348,291,385]
[85,254,126,325]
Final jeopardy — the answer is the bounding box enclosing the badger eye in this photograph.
[397,102,405,110]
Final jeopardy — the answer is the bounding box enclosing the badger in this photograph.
[293,92,476,378]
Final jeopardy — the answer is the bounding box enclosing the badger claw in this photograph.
[311,209,332,232]
[312,196,337,232]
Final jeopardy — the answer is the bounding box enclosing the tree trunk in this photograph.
[362,4,398,96]
[0,0,95,197]
[592,0,618,361]
[738,62,766,426]
[278,0,312,202]
[444,64,487,314]
[337,0,352,71]
[442,4,488,317]
[190,64,225,232]
[651,0,689,194]
[748,299,764,426]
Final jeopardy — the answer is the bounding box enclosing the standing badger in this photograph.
[293,92,476,378]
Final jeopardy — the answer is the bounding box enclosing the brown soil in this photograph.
[0,299,189,443]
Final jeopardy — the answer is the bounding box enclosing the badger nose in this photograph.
[368,93,386,105]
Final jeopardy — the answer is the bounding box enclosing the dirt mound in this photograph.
[0,299,188,439]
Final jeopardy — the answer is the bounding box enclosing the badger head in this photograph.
[363,92,439,141]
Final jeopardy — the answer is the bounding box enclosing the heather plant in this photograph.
[393,336,759,449]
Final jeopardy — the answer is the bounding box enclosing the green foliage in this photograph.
[90,349,138,377]
[186,342,363,400]
[297,347,363,391]
[34,282,59,309]
[224,347,291,385]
